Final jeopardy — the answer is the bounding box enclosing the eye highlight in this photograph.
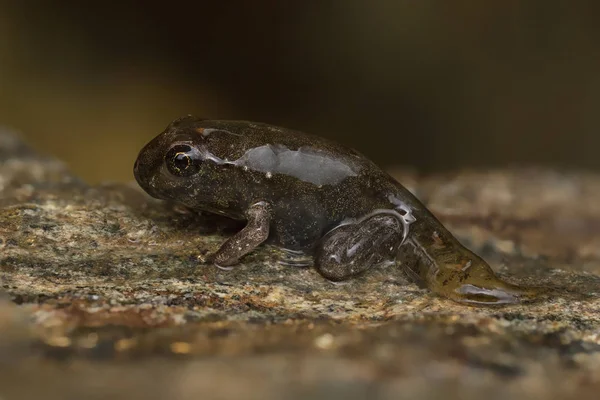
[165,144,201,177]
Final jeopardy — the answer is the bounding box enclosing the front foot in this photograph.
[201,252,235,270]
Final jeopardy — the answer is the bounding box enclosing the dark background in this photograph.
[1,1,599,183]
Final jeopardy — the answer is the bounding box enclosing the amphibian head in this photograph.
[134,115,252,219]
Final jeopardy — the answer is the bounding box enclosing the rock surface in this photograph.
[0,129,599,400]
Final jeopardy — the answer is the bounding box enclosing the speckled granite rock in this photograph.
[1,129,599,400]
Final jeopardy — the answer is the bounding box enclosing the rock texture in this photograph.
[0,129,599,400]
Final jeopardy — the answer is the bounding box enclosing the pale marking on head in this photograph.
[195,127,241,137]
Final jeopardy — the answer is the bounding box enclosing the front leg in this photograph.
[212,201,271,267]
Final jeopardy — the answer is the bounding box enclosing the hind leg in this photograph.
[314,213,404,281]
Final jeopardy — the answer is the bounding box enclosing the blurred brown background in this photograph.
[1,1,599,183]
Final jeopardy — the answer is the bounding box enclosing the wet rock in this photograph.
[1,129,599,399]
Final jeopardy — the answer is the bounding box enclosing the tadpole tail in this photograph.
[398,236,540,306]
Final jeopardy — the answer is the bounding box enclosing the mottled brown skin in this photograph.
[134,116,535,305]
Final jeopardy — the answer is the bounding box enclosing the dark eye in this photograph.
[165,144,201,177]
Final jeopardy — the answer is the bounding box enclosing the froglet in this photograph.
[134,116,535,305]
